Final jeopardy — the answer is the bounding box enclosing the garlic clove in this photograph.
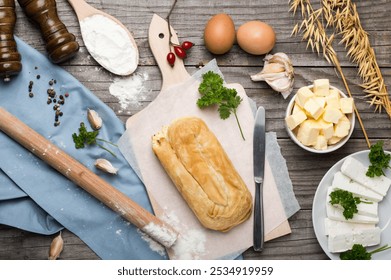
[250,52,294,98]
[95,158,118,175]
[87,108,102,130]
[48,232,63,260]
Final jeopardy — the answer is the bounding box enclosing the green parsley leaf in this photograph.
[197,71,245,140]
[329,189,371,219]
[72,122,98,149]
[72,122,117,157]
[366,141,391,177]
[340,244,391,260]
[340,244,371,260]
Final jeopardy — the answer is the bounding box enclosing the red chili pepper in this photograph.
[181,41,194,50]
[174,46,187,59]
[167,52,176,66]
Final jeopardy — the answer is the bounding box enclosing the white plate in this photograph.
[312,150,391,260]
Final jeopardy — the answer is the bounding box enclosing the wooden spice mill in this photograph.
[0,0,79,82]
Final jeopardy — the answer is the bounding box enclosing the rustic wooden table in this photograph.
[0,0,390,260]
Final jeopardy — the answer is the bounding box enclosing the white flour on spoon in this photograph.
[80,14,138,76]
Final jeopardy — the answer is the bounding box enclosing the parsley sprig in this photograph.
[329,189,372,220]
[340,244,391,260]
[197,71,245,140]
[366,141,391,177]
[72,122,117,157]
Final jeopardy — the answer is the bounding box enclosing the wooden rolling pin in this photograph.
[0,107,178,248]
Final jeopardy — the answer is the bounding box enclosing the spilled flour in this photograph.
[138,212,207,260]
[109,72,149,110]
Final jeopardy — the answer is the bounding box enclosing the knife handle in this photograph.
[253,181,264,251]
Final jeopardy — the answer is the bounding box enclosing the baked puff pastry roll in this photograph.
[152,117,252,232]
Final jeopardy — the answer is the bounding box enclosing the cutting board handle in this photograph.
[148,14,190,91]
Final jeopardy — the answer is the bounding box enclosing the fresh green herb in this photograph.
[329,189,372,220]
[197,71,245,140]
[340,244,391,260]
[366,141,391,177]
[72,122,117,157]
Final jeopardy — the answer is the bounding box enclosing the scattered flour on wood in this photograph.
[138,212,207,259]
[109,72,149,110]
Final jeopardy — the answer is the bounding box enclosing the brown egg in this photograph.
[237,21,276,55]
[204,14,236,55]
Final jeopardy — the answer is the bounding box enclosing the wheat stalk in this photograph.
[322,0,391,118]
[289,0,370,147]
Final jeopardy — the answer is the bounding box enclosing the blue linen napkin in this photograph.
[0,37,166,259]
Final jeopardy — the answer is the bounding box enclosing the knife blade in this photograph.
[253,106,266,252]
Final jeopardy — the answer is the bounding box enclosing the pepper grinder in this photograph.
[17,0,79,63]
[0,0,22,82]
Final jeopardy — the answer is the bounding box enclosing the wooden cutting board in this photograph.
[122,14,291,259]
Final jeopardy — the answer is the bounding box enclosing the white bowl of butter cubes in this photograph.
[285,79,355,153]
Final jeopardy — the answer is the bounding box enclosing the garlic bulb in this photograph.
[250,53,294,99]
[48,232,63,260]
[87,108,102,130]
[95,158,118,175]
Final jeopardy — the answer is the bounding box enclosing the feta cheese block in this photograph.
[326,202,379,224]
[313,79,330,96]
[327,187,379,218]
[285,110,307,130]
[295,86,315,108]
[341,157,391,196]
[324,218,376,236]
[328,227,381,253]
[332,171,383,202]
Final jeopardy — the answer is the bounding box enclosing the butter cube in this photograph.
[340,97,354,114]
[328,136,342,145]
[329,89,340,99]
[318,119,334,140]
[285,110,307,130]
[297,120,320,146]
[295,87,315,108]
[334,115,351,138]
[304,98,324,120]
[323,107,343,124]
[314,96,326,108]
[314,135,328,150]
[313,79,330,96]
[325,94,340,109]
[292,103,305,115]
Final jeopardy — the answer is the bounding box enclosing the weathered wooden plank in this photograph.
[12,0,391,67]
[1,0,390,260]
[0,210,327,260]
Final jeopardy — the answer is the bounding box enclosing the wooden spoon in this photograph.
[67,0,139,75]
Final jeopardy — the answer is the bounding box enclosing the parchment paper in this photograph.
[118,61,290,259]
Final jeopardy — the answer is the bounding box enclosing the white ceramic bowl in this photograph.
[285,85,355,153]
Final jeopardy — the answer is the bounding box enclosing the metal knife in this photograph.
[253,106,266,252]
